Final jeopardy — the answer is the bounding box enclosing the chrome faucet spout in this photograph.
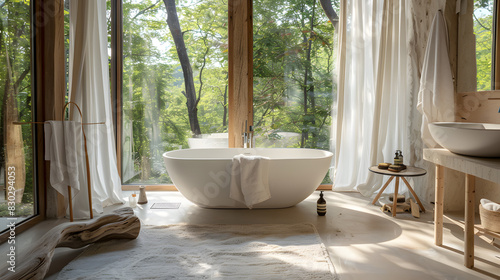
[241,120,255,148]
[248,125,254,148]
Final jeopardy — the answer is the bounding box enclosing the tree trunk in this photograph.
[3,49,26,204]
[319,0,339,29]
[163,0,201,136]
[301,1,316,148]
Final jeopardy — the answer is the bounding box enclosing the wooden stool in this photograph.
[369,166,427,217]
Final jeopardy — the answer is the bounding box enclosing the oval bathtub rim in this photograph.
[162,148,334,161]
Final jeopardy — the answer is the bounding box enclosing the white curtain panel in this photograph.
[333,0,415,197]
[68,0,124,219]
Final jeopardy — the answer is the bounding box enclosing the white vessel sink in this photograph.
[428,122,500,157]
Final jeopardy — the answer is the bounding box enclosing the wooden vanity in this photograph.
[423,148,500,268]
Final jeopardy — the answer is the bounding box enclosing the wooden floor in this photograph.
[3,191,500,280]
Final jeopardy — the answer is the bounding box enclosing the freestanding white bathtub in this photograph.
[163,148,333,208]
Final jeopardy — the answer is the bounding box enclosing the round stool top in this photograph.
[369,166,427,177]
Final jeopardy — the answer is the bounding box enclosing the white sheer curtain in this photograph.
[332,0,415,197]
[68,0,124,219]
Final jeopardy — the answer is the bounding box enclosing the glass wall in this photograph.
[0,0,36,231]
[121,0,228,184]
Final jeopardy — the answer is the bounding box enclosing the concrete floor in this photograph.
[4,191,500,279]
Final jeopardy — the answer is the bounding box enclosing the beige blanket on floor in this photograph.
[57,223,338,279]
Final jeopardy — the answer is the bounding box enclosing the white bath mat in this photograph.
[150,202,181,209]
[57,223,338,279]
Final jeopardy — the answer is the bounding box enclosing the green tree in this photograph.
[0,0,34,207]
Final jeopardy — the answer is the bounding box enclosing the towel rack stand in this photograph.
[14,102,103,221]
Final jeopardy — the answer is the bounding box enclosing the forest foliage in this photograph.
[473,0,494,91]
[0,0,34,211]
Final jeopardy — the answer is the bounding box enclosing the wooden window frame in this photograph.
[0,0,66,243]
[494,0,500,89]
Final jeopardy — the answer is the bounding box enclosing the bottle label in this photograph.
[317,203,327,215]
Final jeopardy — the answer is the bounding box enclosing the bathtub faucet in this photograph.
[242,121,254,148]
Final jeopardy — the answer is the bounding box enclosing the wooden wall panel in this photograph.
[456,91,500,123]
[456,0,477,94]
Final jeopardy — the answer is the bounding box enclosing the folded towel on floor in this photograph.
[44,121,84,198]
[229,154,271,209]
[480,198,500,212]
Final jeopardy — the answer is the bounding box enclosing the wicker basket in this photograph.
[479,204,500,233]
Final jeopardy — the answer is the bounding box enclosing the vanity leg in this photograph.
[392,177,399,217]
[435,165,444,246]
[465,174,475,268]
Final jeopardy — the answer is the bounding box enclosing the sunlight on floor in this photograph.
[5,191,500,279]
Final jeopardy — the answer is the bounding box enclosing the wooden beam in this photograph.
[495,0,500,89]
[444,0,458,92]
[111,0,123,178]
[456,0,476,93]
[34,0,66,218]
[228,0,253,148]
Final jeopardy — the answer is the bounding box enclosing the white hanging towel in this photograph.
[44,121,84,200]
[229,154,271,209]
[417,10,455,148]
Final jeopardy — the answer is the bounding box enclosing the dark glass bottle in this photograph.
[317,191,326,216]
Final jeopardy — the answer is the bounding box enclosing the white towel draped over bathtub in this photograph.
[230,154,271,209]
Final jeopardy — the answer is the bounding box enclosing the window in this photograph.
[114,0,337,186]
[120,0,228,185]
[253,0,335,150]
[0,0,37,232]
[473,0,495,90]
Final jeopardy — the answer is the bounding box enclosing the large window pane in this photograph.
[253,0,334,149]
[474,0,494,91]
[253,0,336,149]
[253,0,337,181]
[122,0,228,184]
[0,0,36,231]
